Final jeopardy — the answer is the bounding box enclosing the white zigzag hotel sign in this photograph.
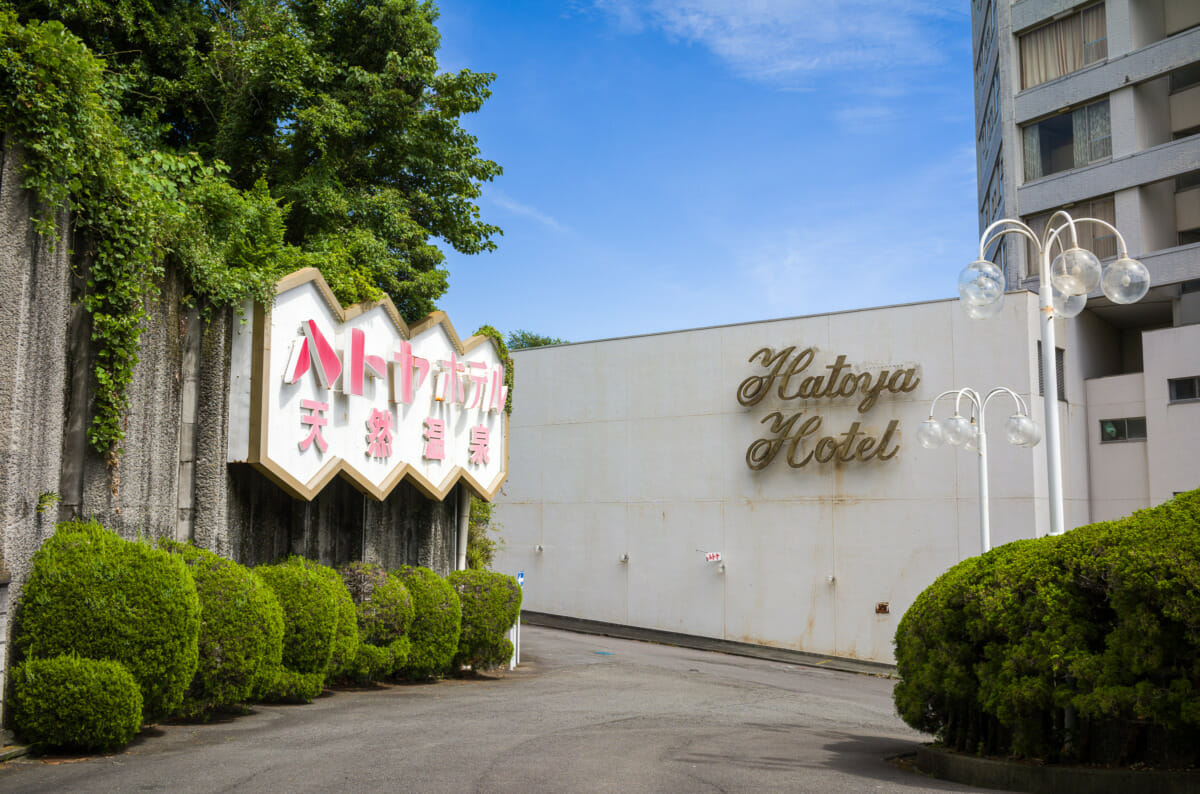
[227,269,508,502]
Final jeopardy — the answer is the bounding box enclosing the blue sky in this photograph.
[433,1,979,344]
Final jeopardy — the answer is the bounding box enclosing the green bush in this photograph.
[255,557,340,678]
[15,520,200,720]
[448,569,521,671]
[894,489,1200,765]
[344,641,394,685]
[255,668,325,704]
[11,655,143,751]
[282,558,358,680]
[340,563,414,647]
[387,637,411,674]
[394,566,461,680]
[161,542,285,717]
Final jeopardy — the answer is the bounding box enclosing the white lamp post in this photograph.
[918,387,1041,553]
[958,212,1149,536]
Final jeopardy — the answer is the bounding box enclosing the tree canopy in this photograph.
[506,329,568,350]
[11,0,501,319]
[3,0,500,457]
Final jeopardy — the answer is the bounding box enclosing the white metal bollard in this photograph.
[508,610,521,669]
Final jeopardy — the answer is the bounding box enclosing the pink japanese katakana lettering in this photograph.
[299,399,330,453]
[435,353,466,404]
[466,361,488,409]
[344,327,387,396]
[488,364,508,413]
[468,425,490,465]
[365,408,394,459]
[392,340,431,404]
[284,320,343,389]
[423,417,446,460]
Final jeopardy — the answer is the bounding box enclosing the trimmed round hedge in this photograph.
[255,557,340,678]
[448,569,521,671]
[341,565,414,647]
[11,655,143,751]
[15,520,200,720]
[894,488,1200,766]
[394,566,461,680]
[161,542,285,716]
[284,557,359,680]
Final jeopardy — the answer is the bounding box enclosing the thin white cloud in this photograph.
[488,190,568,232]
[592,0,965,86]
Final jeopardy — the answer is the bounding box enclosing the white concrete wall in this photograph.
[493,294,1084,664]
[1085,372,1151,521]
[1143,325,1200,505]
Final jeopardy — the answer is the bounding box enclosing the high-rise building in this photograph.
[972,0,1200,329]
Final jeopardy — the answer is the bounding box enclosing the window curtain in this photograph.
[1090,196,1117,259]
[1020,13,1083,89]
[1072,107,1090,168]
[1082,4,1108,63]
[1088,101,1112,161]
[1023,125,1043,181]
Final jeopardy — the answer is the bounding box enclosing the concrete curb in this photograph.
[521,611,897,678]
[916,745,1200,793]
[0,744,30,763]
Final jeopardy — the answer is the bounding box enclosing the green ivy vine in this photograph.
[0,13,290,463]
[471,325,513,416]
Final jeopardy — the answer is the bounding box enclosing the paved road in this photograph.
[0,626,1007,793]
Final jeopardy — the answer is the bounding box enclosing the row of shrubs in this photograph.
[893,487,1200,767]
[8,520,521,752]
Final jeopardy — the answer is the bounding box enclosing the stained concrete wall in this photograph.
[0,138,73,726]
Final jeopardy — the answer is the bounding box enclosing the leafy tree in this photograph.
[506,329,568,350]
[5,1,501,456]
[13,0,501,320]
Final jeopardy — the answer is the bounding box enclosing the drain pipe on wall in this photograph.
[456,483,470,571]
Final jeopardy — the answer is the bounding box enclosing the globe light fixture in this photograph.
[921,387,1040,553]
[1101,257,1151,304]
[942,414,975,447]
[1049,247,1102,297]
[958,259,1006,306]
[916,419,945,449]
[1004,413,1042,448]
[962,211,1150,537]
[1052,285,1086,319]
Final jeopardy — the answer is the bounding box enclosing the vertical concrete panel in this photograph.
[0,139,72,724]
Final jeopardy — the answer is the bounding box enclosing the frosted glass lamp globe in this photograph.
[1052,286,1086,318]
[962,291,1005,319]
[943,415,974,447]
[916,419,945,449]
[958,260,1005,306]
[1050,247,1102,296]
[1100,257,1150,305]
[1004,413,1041,448]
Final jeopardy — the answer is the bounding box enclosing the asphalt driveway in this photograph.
[0,625,1006,793]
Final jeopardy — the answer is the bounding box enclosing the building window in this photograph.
[1023,195,1116,276]
[1169,376,1200,402]
[1038,343,1067,401]
[1099,417,1146,442]
[1023,100,1111,181]
[1019,3,1107,90]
